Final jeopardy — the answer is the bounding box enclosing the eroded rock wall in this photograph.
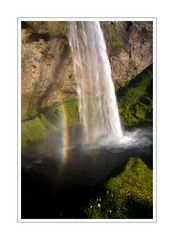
[21,21,153,120]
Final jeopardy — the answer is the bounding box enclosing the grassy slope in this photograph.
[117,64,153,126]
[22,100,79,153]
[84,158,153,219]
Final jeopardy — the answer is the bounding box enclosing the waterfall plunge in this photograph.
[69,21,123,144]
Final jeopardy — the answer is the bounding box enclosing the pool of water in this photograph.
[21,124,153,219]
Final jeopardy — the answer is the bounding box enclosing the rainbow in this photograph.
[58,98,71,168]
[62,103,70,167]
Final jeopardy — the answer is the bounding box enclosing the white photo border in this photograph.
[17,17,157,223]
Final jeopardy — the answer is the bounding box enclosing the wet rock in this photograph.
[21,21,153,120]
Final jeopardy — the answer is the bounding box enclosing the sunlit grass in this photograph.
[84,157,153,219]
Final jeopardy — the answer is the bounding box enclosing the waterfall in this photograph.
[69,21,123,144]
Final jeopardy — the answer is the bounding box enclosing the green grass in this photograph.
[117,64,153,126]
[21,99,79,154]
[84,158,153,219]
[22,114,56,147]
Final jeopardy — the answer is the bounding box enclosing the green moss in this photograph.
[68,73,74,80]
[51,21,68,36]
[84,158,153,219]
[118,65,153,126]
[61,99,79,125]
[101,22,122,47]
[22,114,56,148]
[135,103,146,119]
[22,99,80,154]
[22,93,38,120]
[24,21,68,38]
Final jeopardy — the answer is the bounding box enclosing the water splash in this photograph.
[69,21,123,144]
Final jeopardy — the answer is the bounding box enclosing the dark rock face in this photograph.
[21,21,153,120]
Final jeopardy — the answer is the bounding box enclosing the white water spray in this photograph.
[69,21,123,143]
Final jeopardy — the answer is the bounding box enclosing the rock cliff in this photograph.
[21,21,153,120]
